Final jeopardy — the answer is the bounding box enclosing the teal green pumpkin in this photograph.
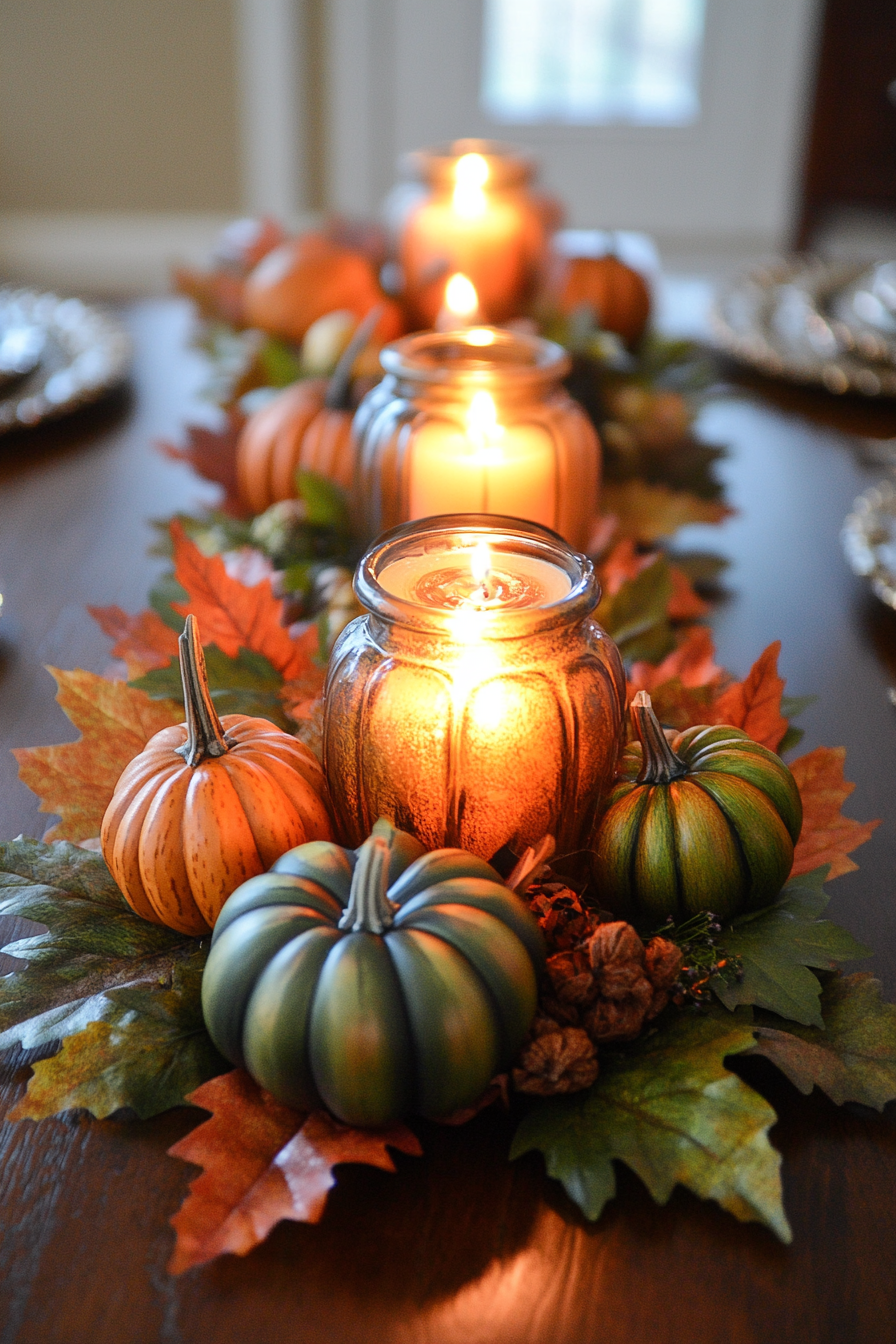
[201,819,545,1126]
[592,691,803,923]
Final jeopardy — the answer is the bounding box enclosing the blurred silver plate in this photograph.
[0,288,130,433]
[710,260,896,398]
[842,479,896,606]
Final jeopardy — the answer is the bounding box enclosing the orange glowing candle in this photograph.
[399,142,550,329]
[322,516,625,858]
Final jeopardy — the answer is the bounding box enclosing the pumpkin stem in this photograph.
[325,305,384,411]
[175,614,234,768]
[339,834,396,933]
[630,690,687,785]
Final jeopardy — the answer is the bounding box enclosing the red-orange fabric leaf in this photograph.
[629,625,723,693]
[667,565,712,621]
[12,670,181,840]
[170,521,321,684]
[87,605,180,679]
[158,411,246,517]
[711,641,789,752]
[790,747,880,880]
[168,1071,421,1273]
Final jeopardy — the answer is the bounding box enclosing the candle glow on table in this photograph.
[322,517,625,861]
[398,141,550,328]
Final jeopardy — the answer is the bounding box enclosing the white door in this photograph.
[326,0,822,258]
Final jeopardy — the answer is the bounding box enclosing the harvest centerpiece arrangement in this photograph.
[2,140,894,1276]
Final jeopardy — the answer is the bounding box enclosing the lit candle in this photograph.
[322,517,625,860]
[435,272,484,331]
[399,142,550,328]
[408,389,557,527]
[352,328,601,550]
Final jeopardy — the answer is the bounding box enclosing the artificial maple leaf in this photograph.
[713,867,869,1027]
[601,480,733,543]
[711,641,789,752]
[12,671,181,841]
[597,538,653,596]
[667,564,711,621]
[170,521,325,689]
[168,1070,422,1273]
[790,747,880,880]
[629,625,724,694]
[158,411,246,517]
[511,1005,791,1241]
[87,605,180,679]
[749,974,896,1110]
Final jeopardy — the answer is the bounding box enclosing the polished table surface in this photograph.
[2,295,896,1344]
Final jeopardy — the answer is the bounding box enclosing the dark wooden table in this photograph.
[2,296,896,1344]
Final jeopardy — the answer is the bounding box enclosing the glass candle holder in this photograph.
[352,327,601,550]
[397,140,552,328]
[323,515,625,860]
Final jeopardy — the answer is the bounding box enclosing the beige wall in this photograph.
[0,0,241,212]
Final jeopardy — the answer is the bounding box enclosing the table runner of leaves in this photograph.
[0,515,891,1273]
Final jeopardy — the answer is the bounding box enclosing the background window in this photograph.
[481,0,707,126]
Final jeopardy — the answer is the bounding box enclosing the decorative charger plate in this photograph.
[0,287,131,433]
[842,477,896,606]
[710,259,896,398]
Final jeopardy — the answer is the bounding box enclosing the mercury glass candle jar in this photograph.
[396,140,552,328]
[352,328,601,550]
[323,515,625,860]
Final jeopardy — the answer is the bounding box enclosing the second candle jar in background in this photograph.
[351,328,601,550]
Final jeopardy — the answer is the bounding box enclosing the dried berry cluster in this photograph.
[513,882,683,1097]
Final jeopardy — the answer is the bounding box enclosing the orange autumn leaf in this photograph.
[790,747,880,880]
[158,411,246,518]
[12,669,181,840]
[629,625,724,694]
[168,1071,422,1273]
[667,565,711,622]
[598,538,654,597]
[88,605,180,679]
[711,641,789,752]
[170,521,322,685]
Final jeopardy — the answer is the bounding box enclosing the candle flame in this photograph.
[444,273,479,321]
[465,327,495,346]
[470,540,491,590]
[466,390,504,463]
[453,152,489,217]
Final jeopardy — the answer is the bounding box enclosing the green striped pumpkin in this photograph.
[201,819,544,1126]
[592,691,803,922]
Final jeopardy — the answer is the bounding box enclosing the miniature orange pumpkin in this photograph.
[101,616,334,935]
[554,254,651,347]
[235,307,381,512]
[243,232,402,344]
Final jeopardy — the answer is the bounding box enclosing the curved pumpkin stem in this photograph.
[175,614,233,768]
[339,834,396,933]
[630,690,687,785]
[324,304,384,411]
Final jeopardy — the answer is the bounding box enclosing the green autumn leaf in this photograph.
[131,644,291,731]
[511,1007,791,1242]
[0,839,222,1117]
[296,470,351,531]
[599,555,676,665]
[749,973,896,1110]
[711,867,870,1028]
[10,951,225,1121]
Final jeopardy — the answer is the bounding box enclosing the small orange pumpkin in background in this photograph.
[101,616,334,935]
[235,306,381,513]
[553,253,651,347]
[243,232,404,344]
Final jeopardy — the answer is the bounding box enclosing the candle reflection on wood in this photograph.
[322,516,625,861]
